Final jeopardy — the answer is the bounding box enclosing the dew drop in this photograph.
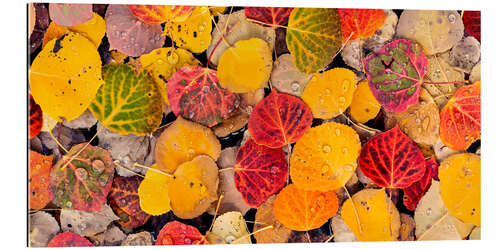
[202,85,209,93]
[339,96,346,103]
[35,164,41,170]
[291,82,300,92]
[321,164,329,173]
[335,128,341,136]
[342,80,350,92]
[342,147,348,154]
[92,160,105,173]
[168,53,179,64]
[448,14,456,23]
[66,201,72,208]
[319,99,325,104]
[419,19,425,25]
[322,145,331,153]
[426,207,432,215]
[325,88,331,95]
[188,148,195,155]
[344,164,353,172]
[184,238,192,244]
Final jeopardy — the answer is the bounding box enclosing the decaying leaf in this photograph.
[29,150,54,210]
[29,211,61,247]
[49,3,93,27]
[253,195,292,244]
[60,204,119,237]
[341,188,400,241]
[212,211,251,244]
[291,122,361,191]
[399,213,416,241]
[433,137,461,163]
[121,231,153,246]
[349,79,381,123]
[212,111,249,138]
[102,225,127,246]
[270,53,312,96]
[108,176,151,228]
[448,37,481,73]
[62,109,98,130]
[330,215,359,242]
[469,61,481,83]
[48,232,94,247]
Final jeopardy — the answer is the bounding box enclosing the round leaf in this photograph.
[349,79,381,123]
[337,9,386,42]
[49,3,93,27]
[137,164,173,216]
[156,221,207,245]
[291,122,361,191]
[108,176,151,228]
[128,5,195,24]
[89,64,163,135]
[463,11,481,42]
[29,150,54,210]
[217,38,273,93]
[273,184,339,231]
[48,232,94,247]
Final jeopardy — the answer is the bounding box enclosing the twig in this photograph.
[60,125,103,170]
[344,185,363,234]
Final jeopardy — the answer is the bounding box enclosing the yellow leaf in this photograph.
[165,6,212,53]
[43,13,106,48]
[138,164,173,216]
[155,117,221,174]
[137,48,201,105]
[168,155,219,219]
[29,32,104,121]
[341,188,400,241]
[212,211,251,244]
[217,38,272,93]
[302,68,357,119]
[290,122,361,191]
[209,6,226,16]
[439,153,480,226]
[41,112,58,132]
[349,79,381,123]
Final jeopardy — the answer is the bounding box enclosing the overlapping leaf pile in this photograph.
[28,4,481,246]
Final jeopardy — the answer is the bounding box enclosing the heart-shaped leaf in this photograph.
[108,176,151,228]
[290,122,361,191]
[89,64,163,135]
[128,5,195,24]
[29,94,43,139]
[49,3,93,27]
[167,66,239,127]
[463,11,481,42]
[358,125,426,188]
[337,9,386,42]
[49,143,115,211]
[164,6,212,53]
[48,232,94,247]
[248,89,312,148]
[105,4,165,57]
[349,79,381,123]
[439,82,481,150]
[244,7,293,27]
[403,158,439,211]
[363,39,428,113]
[29,32,104,121]
[234,138,288,207]
[273,184,338,231]
[286,8,342,74]
[29,150,54,210]
[156,221,207,245]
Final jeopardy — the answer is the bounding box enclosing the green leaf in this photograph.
[90,64,163,135]
[286,8,342,74]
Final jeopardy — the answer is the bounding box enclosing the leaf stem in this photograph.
[344,185,363,234]
[132,162,173,178]
[232,225,273,244]
[49,129,69,154]
[60,125,103,170]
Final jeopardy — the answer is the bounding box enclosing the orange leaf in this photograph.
[29,150,54,210]
[337,9,386,42]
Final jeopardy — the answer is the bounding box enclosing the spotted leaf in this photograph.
[29,150,54,210]
[244,7,293,27]
[128,5,195,24]
[164,6,212,53]
[156,221,207,245]
[108,176,151,228]
[403,158,439,211]
[234,138,288,207]
[363,39,428,113]
[337,9,386,42]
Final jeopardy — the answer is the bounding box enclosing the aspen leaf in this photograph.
[29,211,60,247]
[349,79,381,123]
[168,155,219,219]
[155,117,221,174]
[290,122,361,191]
[156,221,207,245]
[48,232,94,247]
[29,94,43,139]
[253,195,292,244]
[164,6,212,53]
[49,3,93,27]
[217,38,273,93]
[402,158,439,211]
[43,13,106,48]
[463,11,481,42]
[286,8,342,74]
[341,188,400,241]
[273,184,338,231]
[89,64,163,135]
[137,164,173,216]
[337,9,386,42]
[212,211,251,244]
[29,150,54,210]
[302,68,357,119]
[330,215,358,242]
[108,176,151,228]
[244,7,293,27]
[29,32,104,121]
[128,5,195,24]
[270,53,312,97]
[469,62,481,84]
[60,204,119,237]
[439,153,480,226]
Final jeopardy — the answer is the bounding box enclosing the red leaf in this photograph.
[249,89,313,148]
[108,176,151,228]
[234,138,288,207]
[128,5,195,25]
[156,221,208,245]
[49,143,115,211]
[358,125,426,188]
[363,39,428,113]
[337,9,386,42]
[29,150,54,210]
[167,66,240,127]
[440,82,481,150]
[29,94,43,139]
[244,7,293,27]
[47,232,94,247]
[403,158,439,210]
[463,11,481,42]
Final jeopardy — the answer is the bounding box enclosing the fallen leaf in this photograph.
[121,231,153,246]
[29,94,43,139]
[29,211,61,247]
[48,232,94,247]
[270,53,312,97]
[108,176,151,228]
[43,13,106,48]
[244,7,293,27]
[337,9,386,42]
[212,211,251,244]
[469,227,480,240]
[137,164,173,216]
[156,221,208,245]
[403,158,439,210]
[463,11,481,42]
[469,62,481,83]
[448,36,481,73]
[61,110,97,129]
[49,3,93,27]
[164,7,212,53]
[349,79,381,123]
[212,111,249,138]
[103,226,127,246]
[60,204,119,237]
[253,195,292,243]
[128,5,195,24]
[29,150,54,210]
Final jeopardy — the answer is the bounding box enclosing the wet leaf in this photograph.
[128,5,195,24]
[396,10,463,55]
[439,82,481,150]
[463,11,481,42]
[43,13,106,48]
[212,111,249,138]
[217,38,273,93]
[105,4,165,57]
[248,89,312,148]
[273,184,338,231]
[341,188,400,241]
[137,164,173,216]
[155,117,221,173]
[164,6,212,53]
[89,64,163,135]
[363,39,428,113]
[270,53,312,96]
[60,204,119,237]
[253,195,292,243]
[234,138,288,207]
[108,176,151,228]
[212,211,251,244]
[286,8,342,74]
[49,3,93,27]
[439,153,480,226]
[290,122,361,191]
[403,158,439,211]
[167,66,239,127]
[29,150,54,210]
[244,7,293,27]
[48,232,94,247]
[302,68,357,119]
[29,211,60,247]
[358,125,426,188]
[29,94,43,139]
[349,79,381,123]
[156,221,207,245]
[49,143,115,211]
[29,32,104,121]
[337,9,386,42]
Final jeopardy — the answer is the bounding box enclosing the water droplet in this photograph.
[426,207,432,215]
[311,76,317,82]
[225,236,235,243]
[184,238,192,244]
[168,53,179,64]
[339,96,346,103]
[270,166,279,174]
[321,164,329,173]
[419,19,425,25]
[40,177,46,182]
[342,147,349,154]
[156,59,164,65]
[35,164,41,170]
[120,31,126,38]
[291,82,300,92]
[322,145,331,153]
[92,160,105,173]
[448,14,456,23]
[188,148,195,155]
[114,30,119,37]
[344,164,353,172]
[66,201,72,208]
[342,80,350,92]
[415,118,421,124]
[335,128,341,136]
[319,99,325,104]
[202,85,209,93]
[198,25,205,32]
[75,168,88,180]
[325,88,331,95]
